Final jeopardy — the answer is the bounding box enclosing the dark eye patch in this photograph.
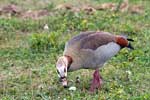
[64,68,66,72]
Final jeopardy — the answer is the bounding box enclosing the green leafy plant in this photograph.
[29,32,62,52]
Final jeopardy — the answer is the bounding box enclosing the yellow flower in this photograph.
[82,19,87,24]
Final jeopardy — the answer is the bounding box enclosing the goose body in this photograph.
[56,31,133,91]
[64,31,121,71]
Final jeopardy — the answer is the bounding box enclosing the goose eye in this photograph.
[64,68,66,72]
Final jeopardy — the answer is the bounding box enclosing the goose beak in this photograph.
[59,77,68,88]
[62,80,68,88]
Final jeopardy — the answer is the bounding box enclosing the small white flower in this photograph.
[126,70,132,75]
[38,84,44,89]
[44,24,49,30]
[69,86,76,91]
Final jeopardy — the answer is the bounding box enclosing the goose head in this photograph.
[56,56,72,87]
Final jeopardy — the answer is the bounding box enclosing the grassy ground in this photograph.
[0,0,150,100]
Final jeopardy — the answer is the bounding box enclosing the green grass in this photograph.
[0,0,150,100]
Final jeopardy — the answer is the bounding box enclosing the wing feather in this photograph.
[65,31,116,51]
[80,32,116,50]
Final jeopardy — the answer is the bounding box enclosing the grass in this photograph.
[0,0,150,100]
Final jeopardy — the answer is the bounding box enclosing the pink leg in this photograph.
[89,69,103,92]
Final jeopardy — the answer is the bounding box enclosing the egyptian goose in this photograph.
[56,31,133,92]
